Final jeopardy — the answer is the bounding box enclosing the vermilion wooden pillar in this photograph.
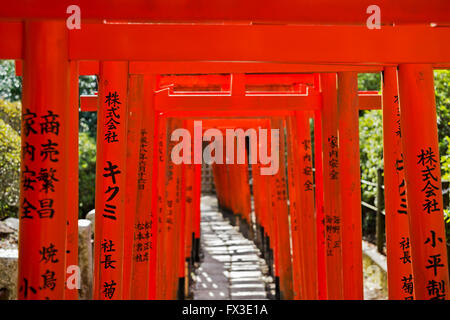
[183,121,195,298]
[128,74,156,300]
[184,161,194,289]
[220,163,228,211]
[337,72,363,299]
[93,61,129,300]
[178,160,187,299]
[233,148,251,228]
[164,117,175,299]
[295,112,318,300]
[285,115,303,299]
[186,121,199,266]
[155,115,167,299]
[219,162,229,211]
[148,109,160,300]
[232,162,242,219]
[123,74,143,300]
[170,118,184,299]
[320,73,344,299]
[163,117,184,300]
[398,64,449,300]
[259,125,275,278]
[65,61,80,300]
[240,150,252,230]
[238,147,251,226]
[259,163,270,259]
[267,173,277,283]
[314,110,327,300]
[382,67,414,300]
[193,161,202,263]
[227,164,234,212]
[19,21,70,300]
[267,128,280,297]
[253,159,266,259]
[233,159,243,219]
[251,159,263,250]
[163,117,179,299]
[271,118,294,300]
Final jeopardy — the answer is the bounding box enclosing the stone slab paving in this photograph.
[193,195,387,300]
[193,195,272,300]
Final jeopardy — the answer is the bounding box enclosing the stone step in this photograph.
[193,195,273,301]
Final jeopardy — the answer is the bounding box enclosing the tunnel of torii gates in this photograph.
[1,0,450,301]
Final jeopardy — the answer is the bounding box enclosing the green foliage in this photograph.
[358,73,381,91]
[359,109,384,199]
[445,209,450,241]
[0,100,21,218]
[434,70,450,180]
[359,109,384,237]
[78,76,98,216]
[79,75,97,96]
[0,60,21,102]
[358,71,450,241]
[0,98,21,131]
[78,132,97,218]
[80,112,97,138]
[358,74,382,239]
[442,136,450,240]
[442,137,450,182]
[79,75,98,137]
[0,62,99,218]
[430,71,449,240]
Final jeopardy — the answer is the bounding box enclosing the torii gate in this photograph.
[0,0,449,301]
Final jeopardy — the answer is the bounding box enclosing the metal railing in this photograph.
[361,168,450,253]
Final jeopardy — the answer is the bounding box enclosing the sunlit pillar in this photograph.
[122,74,144,300]
[93,61,129,300]
[314,109,327,300]
[320,73,344,299]
[398,64,449,300]
[65,61,80,300]
[19,21,70,300]
[337,72,363,299]
[382,67,415,300]
[270,118,294,300]
[295,111,318,300]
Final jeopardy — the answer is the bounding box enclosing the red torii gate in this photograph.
[0,0,449,301]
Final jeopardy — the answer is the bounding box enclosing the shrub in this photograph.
[0,99,21,218]
[78,132,97,218]
[0,60,21,102]
[358,71,450,241]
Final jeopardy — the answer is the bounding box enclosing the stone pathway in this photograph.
[193,195,273,300]
[192,195,389,301]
